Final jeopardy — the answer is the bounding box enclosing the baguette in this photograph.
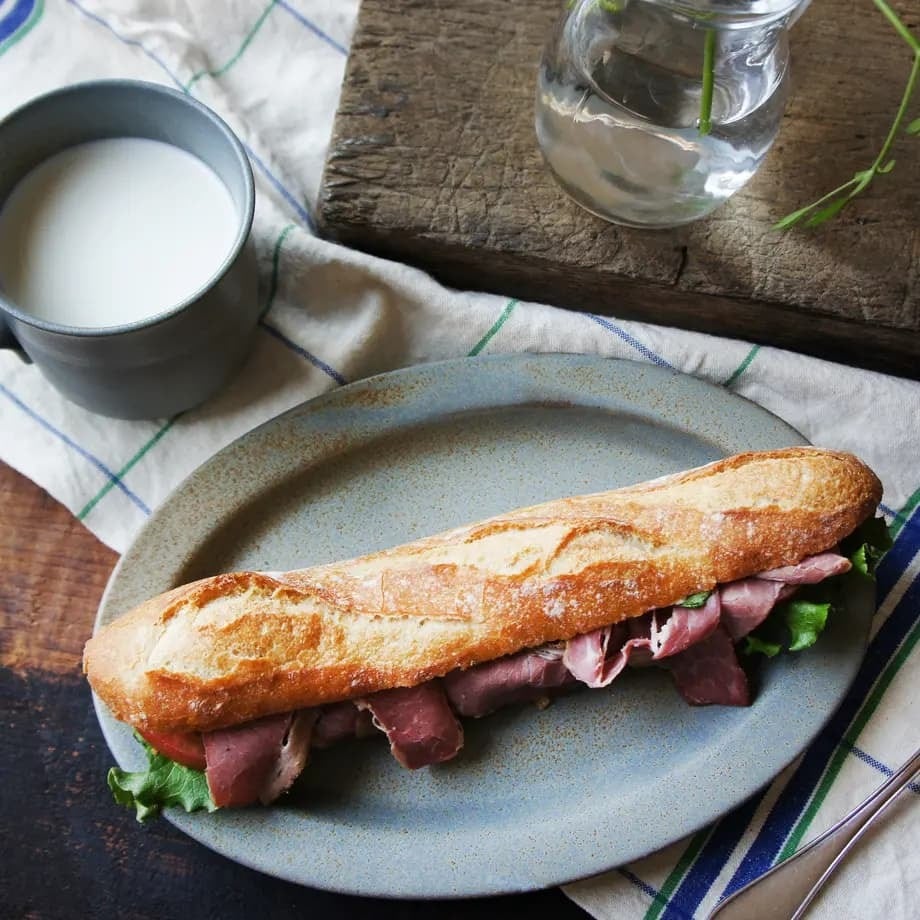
[84,447,881,734]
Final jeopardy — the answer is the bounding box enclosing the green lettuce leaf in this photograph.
[676,591,711,608]
[842,516,893,578]
[784,600,831,652]
[108,736,217,823]
[742,516,892,658]
[743,635,783,658]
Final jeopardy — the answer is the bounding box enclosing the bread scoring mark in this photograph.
[144,577,484,686]
[544,523,663,576]
[394,521,571,577]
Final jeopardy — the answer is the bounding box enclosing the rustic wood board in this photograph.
[318,0,920,378]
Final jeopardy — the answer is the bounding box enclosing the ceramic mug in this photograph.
[0,80,258,419]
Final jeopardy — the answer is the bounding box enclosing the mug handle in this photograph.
[0,313,29,362]
[0,312,17,348]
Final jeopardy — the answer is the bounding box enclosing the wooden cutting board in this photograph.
[318,0,919,378]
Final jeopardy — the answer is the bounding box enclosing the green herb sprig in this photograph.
[775,0,919,229]
[694,0,917,228]
[697,29,716,136]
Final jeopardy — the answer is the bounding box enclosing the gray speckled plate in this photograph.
[93,354,874,898]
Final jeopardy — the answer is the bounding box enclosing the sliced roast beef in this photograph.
[667,626,750,706]
[443,646,575,717]
[719,578,789,639]
[720,551,847,637]
[563,622,636,687]
[625,612,657,665]
[203,713,294,807]
[654,592,722,658]
[757,552,851,584]
[360,681,464,769]
[312,701,377,749]
[564,595,721,688]
[259,710,318,805]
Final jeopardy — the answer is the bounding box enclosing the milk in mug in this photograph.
[0,137,239,329]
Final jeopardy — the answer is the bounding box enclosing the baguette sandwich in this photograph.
[84,447,887,820]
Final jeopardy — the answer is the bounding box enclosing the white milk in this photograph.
[0,137,239,329]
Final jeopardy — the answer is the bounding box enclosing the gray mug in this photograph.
[0,80,258,419]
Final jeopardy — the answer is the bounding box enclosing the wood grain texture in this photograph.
[319,0,920,377]
[0,462,589,919]
[0,463,116,675]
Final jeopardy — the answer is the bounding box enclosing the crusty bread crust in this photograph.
[84,448,881,732]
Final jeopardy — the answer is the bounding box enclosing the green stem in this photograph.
[775,1,919,230]
[804,176,861,212]
[865,50,920,179]
[872,0,920,54]
[698,29,716,136]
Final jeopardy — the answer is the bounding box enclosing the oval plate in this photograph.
[93,354,873,898]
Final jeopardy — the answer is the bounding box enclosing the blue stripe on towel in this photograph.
[661,793,764,919]
[842,741,920,795]
[0,383,151,515]
[0,0,36,43]
[277,0,347,55]
[588,314,676,370]
[258,319,347,385]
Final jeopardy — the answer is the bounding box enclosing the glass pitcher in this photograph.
[534,0,808,228]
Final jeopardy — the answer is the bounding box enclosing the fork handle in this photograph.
[707,746,920,920]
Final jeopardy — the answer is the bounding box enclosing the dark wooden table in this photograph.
[0,461,590,919]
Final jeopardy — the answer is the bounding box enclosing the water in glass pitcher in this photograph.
[535,2,790,227]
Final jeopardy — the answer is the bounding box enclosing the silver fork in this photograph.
[707,745,920,920]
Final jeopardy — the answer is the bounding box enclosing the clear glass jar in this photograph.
[534,0,807,228]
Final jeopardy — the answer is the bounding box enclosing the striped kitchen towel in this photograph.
[0,3,918,918]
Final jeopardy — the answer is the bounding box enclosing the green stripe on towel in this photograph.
[77,416,179,520]
[723,345,760,388]
[185,0,277,90]
[468,299,518,356]
[261,223,296,319]
[642,827,712,920]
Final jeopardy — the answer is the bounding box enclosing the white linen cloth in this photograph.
[1,3,917,918]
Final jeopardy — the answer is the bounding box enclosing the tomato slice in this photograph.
[138,729,207,771]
